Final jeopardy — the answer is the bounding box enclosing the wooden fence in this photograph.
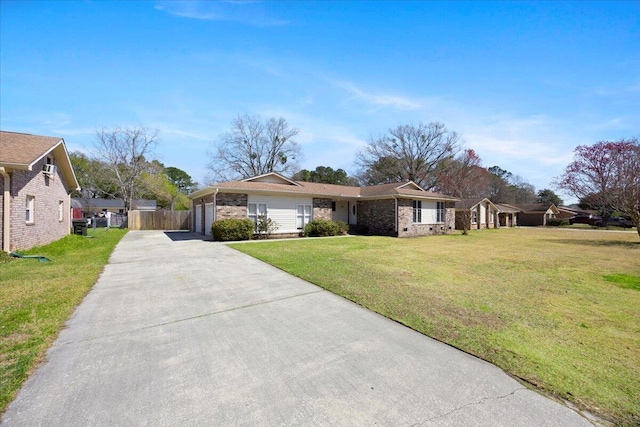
[128,210,191,231]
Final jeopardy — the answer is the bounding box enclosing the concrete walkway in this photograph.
[2,231,594,426]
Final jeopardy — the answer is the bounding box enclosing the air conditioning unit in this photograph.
[43,164,57,175]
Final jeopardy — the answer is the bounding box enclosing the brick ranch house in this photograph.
[512,203,559,226]
[0,131,80,251]
[189,173,458,238]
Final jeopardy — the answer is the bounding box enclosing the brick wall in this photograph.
[312,198,332,221]
[397,199,456,238]
[191,192,248,234]
[8,156,71,250]
[358,199,396,236]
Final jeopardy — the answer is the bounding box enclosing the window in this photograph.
[472,209,478,223]
[413,200,422,223]
[26,196,35,223]
[248,203,267,228]
[437,202,445,223]
[331,202,336,212]
[58,200,64,221]
[296,204,312,229]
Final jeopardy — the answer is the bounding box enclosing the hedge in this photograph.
[211,218,255,241]
[303,219,348,237]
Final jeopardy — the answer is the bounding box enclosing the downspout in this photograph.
[0,167,11,252]
[213,188,219,223]
[393,196,398,236]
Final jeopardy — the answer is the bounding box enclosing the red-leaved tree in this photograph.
[437,149,490,235]
[555,138,640,238]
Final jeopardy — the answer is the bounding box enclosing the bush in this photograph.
[303,219,348,237]
[547,218,570,227]
[211,218,254,241]
[255,214,279,239]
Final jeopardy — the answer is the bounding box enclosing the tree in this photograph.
[208,114,301,182]
[356,122,461,190]
[292,166,353,185]
[536,189,563,207]
[69,151,120,199]
[555,138,640,236]
[165,166,197,193]
[437,149,490,235]
[487,166,515,203]
[510,175,537,204]
[94,126,159,211]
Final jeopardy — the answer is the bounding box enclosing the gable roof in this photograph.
[514,203,559,214]
[495,203,520,213]
[454,198,499,211]
[0,130,80,191]
[189,172,458,202]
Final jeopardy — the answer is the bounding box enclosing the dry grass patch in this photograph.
[231,228,640,426]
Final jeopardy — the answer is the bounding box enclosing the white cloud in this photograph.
[335,81,423,111]
[154,1,289,26]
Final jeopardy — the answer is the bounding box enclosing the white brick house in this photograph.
[0,131,80,251]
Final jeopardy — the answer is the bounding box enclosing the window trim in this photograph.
[58,200,65,222]
[296,204,312,229]
[436,202,445,223]
[248,203,267,228]
[26,195,35,224]
[413,200,422,224]
[472,209,478,224]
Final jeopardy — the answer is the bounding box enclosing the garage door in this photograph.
[194,204,202,234]
[205,203,214,236]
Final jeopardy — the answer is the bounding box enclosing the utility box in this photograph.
[72,219,88,236]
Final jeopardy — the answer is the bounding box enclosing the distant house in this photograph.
[495,203,519,227]
[0,131,80,251]
[454,198,500,230]
[188,172,458,238]
[513,204,559,226]
[73,198,157,216]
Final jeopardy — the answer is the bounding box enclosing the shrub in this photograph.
[211,218,254,241]
[547,218,570,227]
[255,214,279,239]
[303,219,348,237]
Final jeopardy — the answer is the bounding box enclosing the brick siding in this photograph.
[357,199,396,236]
[4,156,71,250]
[312,198,332,221]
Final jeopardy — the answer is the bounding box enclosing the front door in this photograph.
[349,202,357,225]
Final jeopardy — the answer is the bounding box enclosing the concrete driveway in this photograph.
[2,231,594,426]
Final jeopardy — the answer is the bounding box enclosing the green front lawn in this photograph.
[231,228,640,426]
[0,229,127,413]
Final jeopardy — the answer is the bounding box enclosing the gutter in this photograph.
[213,188,218,223]
[0,167,11,252]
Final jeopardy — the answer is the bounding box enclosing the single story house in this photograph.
[0,130,80,251]
[188,173,458,238]
[495,203,519,227]
[513,203,559,226]
[454,198,500,230]
[72,198,158,216]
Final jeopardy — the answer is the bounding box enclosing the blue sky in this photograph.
[2,0,639,200]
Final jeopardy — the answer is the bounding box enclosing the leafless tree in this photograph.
[356,122,460,190]
[94,126,159,211]
[208,114,301,182]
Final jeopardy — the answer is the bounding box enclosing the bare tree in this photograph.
[437,149,490,235]
[208,114,301,181]
[94,126,159,211]
[356,122,460,190]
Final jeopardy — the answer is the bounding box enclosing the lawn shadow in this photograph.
[545,239,640,248]
[163,231,211,242]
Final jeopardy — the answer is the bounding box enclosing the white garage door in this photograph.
[195,204,202,234]
[205,203,214,236]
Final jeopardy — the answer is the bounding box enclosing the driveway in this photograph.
[2,231,594,426]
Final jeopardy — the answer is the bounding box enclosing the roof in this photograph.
[189,172,458,202]
[514,203,559,214]
[454,198,499,211]
[0,130,80,191]
[495,203,520,213]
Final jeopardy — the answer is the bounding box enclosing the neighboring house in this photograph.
[454,198,500,230]
[556,205,595,220]
[513,204,559,226]
[495,203,519,227]
[0,131,80,252]
[188,173,458,238]
[73,198,157,216]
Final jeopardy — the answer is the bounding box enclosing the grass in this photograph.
[0,229,127,413]
[231,228,640,426]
